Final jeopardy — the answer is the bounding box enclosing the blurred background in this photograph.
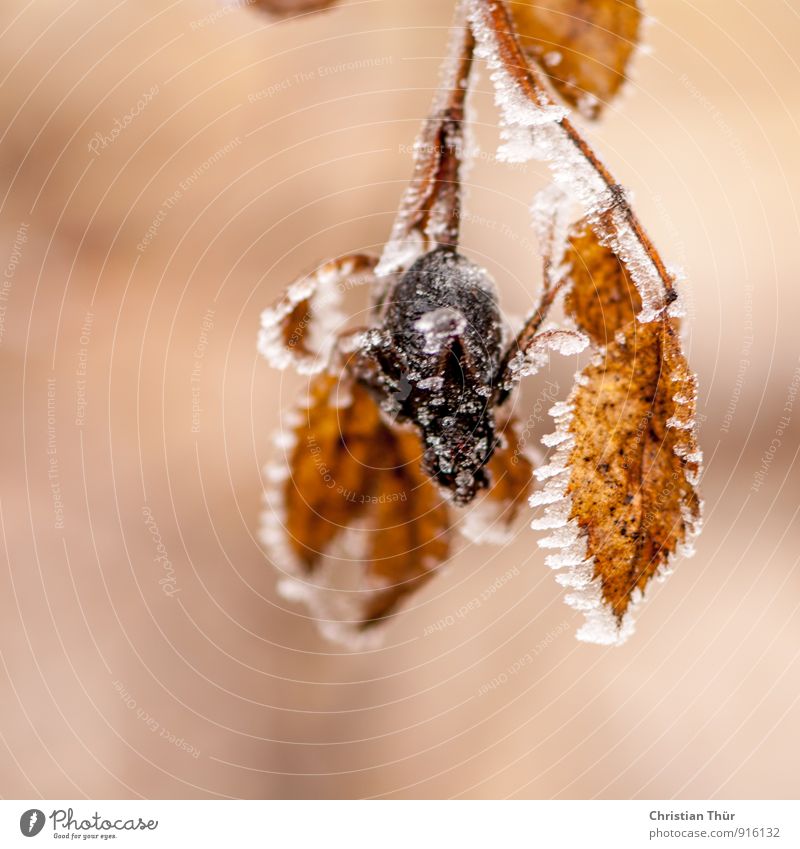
[0,0,798,799]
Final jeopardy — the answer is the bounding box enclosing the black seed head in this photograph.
[368,247,505,503]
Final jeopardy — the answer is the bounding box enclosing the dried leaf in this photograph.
[262,373,452,643]
[519,109,701,643]
[258,254,375,374]
[533,318,701,644]
[564,220,641,346]
[508,0,643,118]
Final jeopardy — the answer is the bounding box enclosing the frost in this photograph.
[415,307,468,354]
[530,499,570,530]
[571,581,637,645]
[261,411,304,590]
[545,329,589,356]
[497,125,542,164]
[531,184,576,289]
[534,460,568,481]
[677,501,703,557]
[667,290,686,319]
[554,560,593,589]
[543,50,562,68]
[264,463,288,484]
[525,377,632,645]
[529,485,565,507]
[272,431,295,450]
[276,578,306,602]
[258,257,364,374]
[540,430,570,448]
[471,21,568,129]
[548,400,572,419]
[459,500,517,544]
[576,92,601,120]
[544,543,587,570]
[506,329,588,386]
[537,523,580,549]
[417,375,445,391]
[329,381,353,409]
[375,229,425,279]
[666,415,694,431]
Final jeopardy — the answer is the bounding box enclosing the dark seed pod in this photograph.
[367,247,505,504]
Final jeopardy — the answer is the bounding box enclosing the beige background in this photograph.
[0,0,798,798]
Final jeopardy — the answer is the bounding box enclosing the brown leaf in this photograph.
[460,409,536,543]
[258,254,376,374]
[508,0,643,118]
[533,318,701,644]
[262,372,452,643]
[564,220,641,346]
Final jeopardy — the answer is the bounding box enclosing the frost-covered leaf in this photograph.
[460,409,536,543]
[258,254,375,374]
[509,0,643,118]
[564,220,641,346]
[262,372,452,645]
[521,128,701,644]
[533,318,702,645]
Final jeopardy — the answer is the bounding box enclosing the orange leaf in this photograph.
[258,254,375,374]
[508,0,643,118]
[262,373,452,643]
[532,318,701,644]
[564,220,641,346]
